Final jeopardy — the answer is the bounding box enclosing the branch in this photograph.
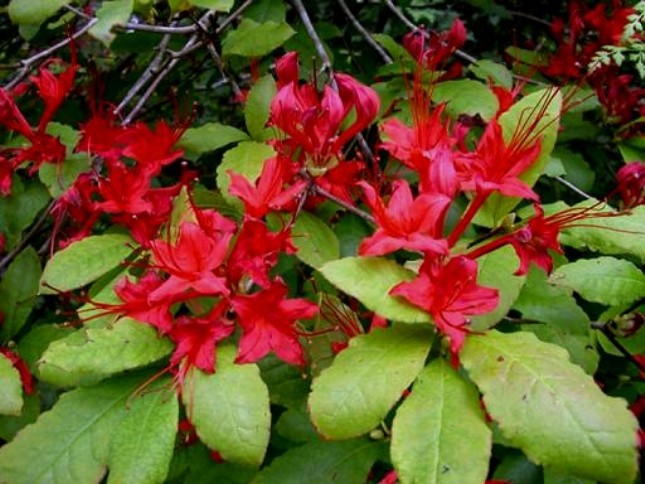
[338,0,393,64]
[311,184,375,225]
[554,175,594,200]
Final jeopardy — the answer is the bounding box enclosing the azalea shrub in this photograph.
[0,0,644,483]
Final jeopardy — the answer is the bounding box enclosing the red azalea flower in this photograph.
[228,155,307,219]
[615,161,645,208]
[120,120,185,175]
[14,131,67,174]
[402,19,467,71]
[96,161,153,214]
[358,179,450,256]
[391,255,499,355]
[0,156,13,196]
[232,279,318,366]
[51,173,100,248]
[227,220,296,288]
[0,89,32,137]
[76,109,125,162]
[168,303,235,375]
[312,160,364,205]
[29,55,78,132]
[149,221,232,303]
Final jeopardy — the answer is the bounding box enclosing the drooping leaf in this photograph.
[319,257,431,323]
[89,0,134,47]
[0,354,23,416]
[8,0,71,28]
[391,359,491,484]
[216,141,275,205]
[178,123,249,155]
[245,75,277,140]
[38,318,172,387]
[108,380,178,484]
[475,88,562,226]
[39,233,135,294]
[252,439,383,484]
[222,19,295,57]
[461,330,639,483]
[514,267,598,374]
[183,345,270,467]
[433,79,499,121]
[470,246,526,331]
[0,246,41,340]
[550,256,645,306]
[291,211,340,269]
[308,325,433,439]
[0,374,146,483]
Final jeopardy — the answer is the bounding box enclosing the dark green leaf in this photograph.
[245,75,277,140]
[292,211,340,269]
[179,123,249,154]
[0,354,23,416]
[222,19,295,57]
[0,178,50,250]
[0,247,41,340]
[309,325,432,439]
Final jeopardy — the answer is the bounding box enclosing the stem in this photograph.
[338,0,393,64]
[311,184,375,225]
[591,322,645,374]
[447,194,488,247]
[554,175,594,200]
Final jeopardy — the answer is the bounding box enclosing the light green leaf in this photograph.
[291,211,340,269]
[189,0,234,11]
[618,142,645,163]
[319,257,431,323]
[40,233,135,294]
[391,359,491,484]
[0,392,40,441]
[178,123,249,154]
[0,247,41,340]
[0,354,23,416]
[0,374,145,484]
[245,0,286,23]
[38,318,172,387]
[8,0,71,27]
[39,153,91,198]
[551,256,645,306]
[433,79,499,121]
[89,0,134,47]
[245,75,277,140]
[183,345,270,467]
[469,60,513,89]
[0,178,50,250]
[222,19,295,57]
[372,33,416,64]
[561,204,645,263]
[252,439,383,484]
[308,325,432,439]
[216,141,275,205]
[108,381,178,484]
[461,331,639,483]
[471,246,526,331]
[475,88,562,226]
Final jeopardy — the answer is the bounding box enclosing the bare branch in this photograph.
[338,0,393,64]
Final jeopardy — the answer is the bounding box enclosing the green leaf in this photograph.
[372,33,416,64]
[291,211,340,269]
[513,267,598,374]
[8,0,71,27]
[391,359,491,484]
[258,355,310,408]
[552,147,595,192]
[222,19,295,57]
[178,123,249,154]
[0,374,146,484]
[0,178,50,250]
[38,318,173,387]
[183,345,270,467]
[17,325,76,372]
[475,88,562,226]
[189,0,234,11]
[461,330,639,483]
[319,257,431,323]
[308,325,432,439]
[471,246,526,331]
[39,153,91,198]
[0,354,23,416]
[551,256,645,306]
[561,204,645,263]
[433,80,499,121]
[245,0,286,23]
[216,141,275,205]
[0,247,41,340]
[40,233,135,294]
[89,0,134,47]
[618,142,645,163]
[245,75,277,140]
[333,213,371,257]
[108,381,178,484]
[469,60,513,89]
[252,439,383,484]
[274,407,319,443]
[0,392,40,441]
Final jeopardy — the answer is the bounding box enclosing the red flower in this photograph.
[0,156,13,196]
[232,279,318,366]
[402,19,467,72]
[358,179,449,256]
[391,256,499,355]
[228,155,306,219]
[96,161,153,214]
[76,109,125,162]
[0,89,32,137]
[29,55,78,132]
[615,161,645,208]
[120,120,185,175]
[149,221,232,303]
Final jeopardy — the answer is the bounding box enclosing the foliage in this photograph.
[0,1,643,483]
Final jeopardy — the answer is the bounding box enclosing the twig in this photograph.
[506,10,552,28]
[338,0,393,64]
[591,322,645,373]
[4,19,98,90]
[311,184,375,225]
[554,175,594,200]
